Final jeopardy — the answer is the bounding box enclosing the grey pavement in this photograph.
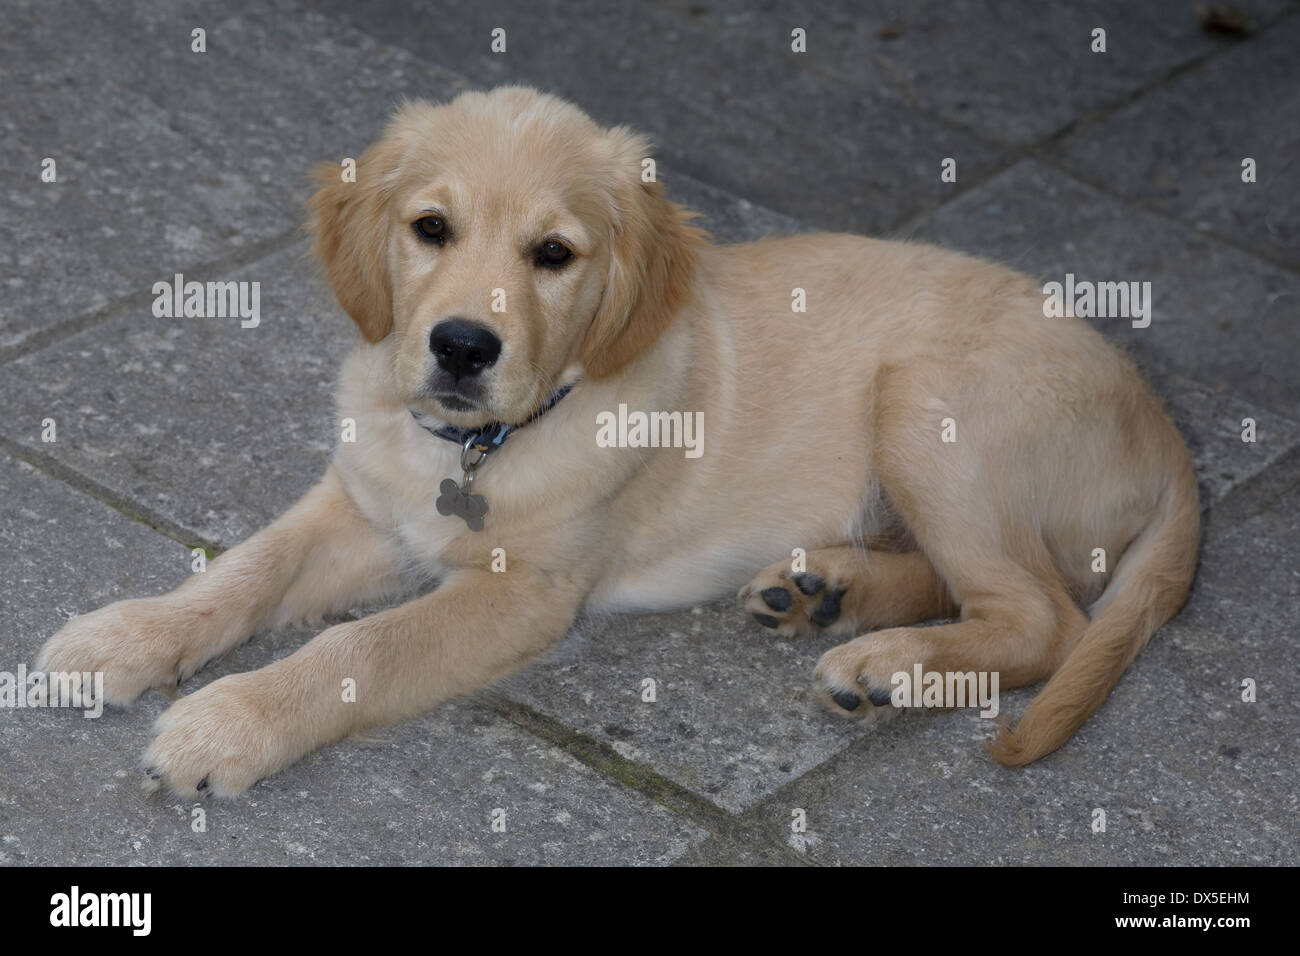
[1,0,1297,865]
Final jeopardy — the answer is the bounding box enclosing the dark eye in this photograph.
[413,215,448,244]
[537,239,573,269]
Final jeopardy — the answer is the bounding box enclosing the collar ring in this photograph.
[460,436,490,473]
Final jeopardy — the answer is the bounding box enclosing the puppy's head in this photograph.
[308,86,702,428]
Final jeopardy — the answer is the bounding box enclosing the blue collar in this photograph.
[408,382,575,456]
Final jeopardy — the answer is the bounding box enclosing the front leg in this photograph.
[34,466,403,705]
[142,560,588,797]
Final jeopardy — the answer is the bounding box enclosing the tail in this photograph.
[987,440,1201,767]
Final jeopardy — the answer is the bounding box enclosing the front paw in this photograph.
[34,597,197,706]
[142,671,300,798]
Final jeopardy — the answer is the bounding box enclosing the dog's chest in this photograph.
[333,411,465,569]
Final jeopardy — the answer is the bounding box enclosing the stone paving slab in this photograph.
[500,600,872,814]
[70,0,474,210]
[0,243,349,548]
[655,0,1292,146]
[759,452,1300,865]
[907,158,1300,414]
[0,0,476,353]
[1146,369,1300,507]
[754,670,1292,866]
[668,173,805,242]
[302,0,1008,235]
[6,696,710,866]
[1170,448,1300,656]
[1050,14,1300,269]
[0,456,186,646]
[0,452,708,865]
[0,60,295,352]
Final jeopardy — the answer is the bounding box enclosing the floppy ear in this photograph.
[579,131,704,379]
[306,134,405,343]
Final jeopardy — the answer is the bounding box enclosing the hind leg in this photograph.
[813,571,1087,714]
[738,546,956,638]
[815,366,1088,717]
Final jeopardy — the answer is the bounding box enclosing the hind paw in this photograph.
[737,559,855,637]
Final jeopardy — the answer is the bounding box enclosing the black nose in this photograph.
[429,319,502,380]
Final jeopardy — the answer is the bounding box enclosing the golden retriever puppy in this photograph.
[36,86,1199,796]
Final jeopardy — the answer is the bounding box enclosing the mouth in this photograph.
[432,393,480,413]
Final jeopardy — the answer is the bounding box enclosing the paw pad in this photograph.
[830,688,862,711]
[792,572,825,595]
[740,562,851,636]
[810,588,845,627]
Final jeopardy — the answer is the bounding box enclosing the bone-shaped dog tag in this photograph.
[436,477,489,532]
